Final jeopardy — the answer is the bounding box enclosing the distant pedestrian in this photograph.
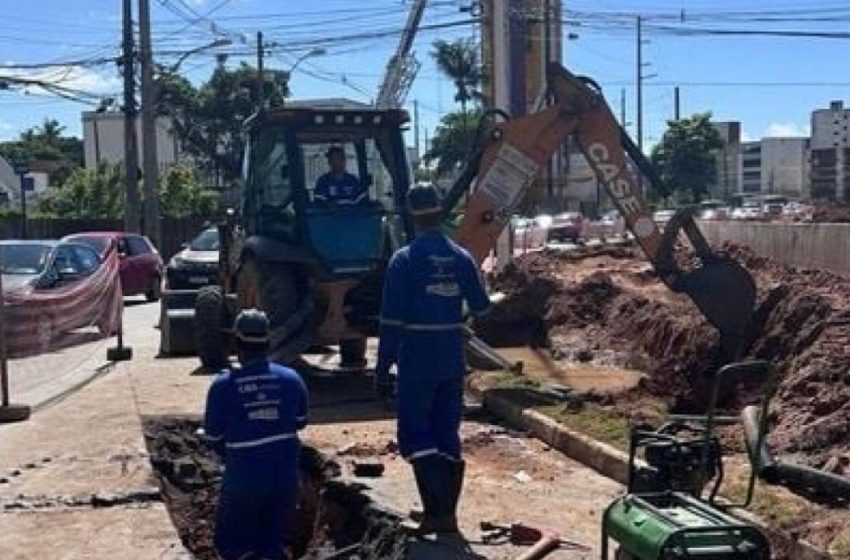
[204,309,309,560]
[375,184,491,535]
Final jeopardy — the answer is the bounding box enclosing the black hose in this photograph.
[741,405,850,505]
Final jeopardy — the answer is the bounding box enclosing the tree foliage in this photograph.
[158,63,289,184]
[159,164,217,218]
[39,162,216,219]
[650,113,724,202]
[431,38,484,116]
[423,110,481,176]
[0,119,83,185]
[39,162,124,218]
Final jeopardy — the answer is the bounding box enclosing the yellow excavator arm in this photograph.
[447,63,756,360]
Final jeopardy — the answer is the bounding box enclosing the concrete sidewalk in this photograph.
[0,302,190,560]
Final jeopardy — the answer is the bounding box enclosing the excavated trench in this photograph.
[475,244,850,553]
[142,417,409,560]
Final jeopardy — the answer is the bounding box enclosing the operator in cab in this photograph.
[375,184,491,535]
[313,146,368,206]
[204,309,309,560]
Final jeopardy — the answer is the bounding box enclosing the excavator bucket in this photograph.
[656,209,757,359]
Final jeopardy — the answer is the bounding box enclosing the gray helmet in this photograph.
[407,184,443,216]
[233,309,270,343]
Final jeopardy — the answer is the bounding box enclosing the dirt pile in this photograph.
[143,417,410,560]
[478,244,850,467]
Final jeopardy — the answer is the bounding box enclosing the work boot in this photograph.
[411,455,447,536]
[429,458,464,534]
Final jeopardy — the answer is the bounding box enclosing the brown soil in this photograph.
[142,416,409,560]
[475,244,850,549]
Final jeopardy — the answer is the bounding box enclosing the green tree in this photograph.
[0,118,83,185]
[158,63,290,183]
[159,164,217,218]
[431,38,484,127]
[40,161,124,218]
[650,113,723,203]
[423,110,481,176]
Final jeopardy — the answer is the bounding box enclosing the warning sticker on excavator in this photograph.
[478,144,540,210]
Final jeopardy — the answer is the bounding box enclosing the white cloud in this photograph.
[0,120,12,131]
[764,122,810,138]
[741,130,756,142]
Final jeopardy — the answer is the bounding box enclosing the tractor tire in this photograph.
[240,256,305,363]
[195,286,230,371]
[339,338,368,370]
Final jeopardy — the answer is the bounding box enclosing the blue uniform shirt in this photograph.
[377,229,490,382]
[204,360,308,492]
[314,172,368,205]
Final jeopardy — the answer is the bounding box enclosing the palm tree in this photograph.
[37,119,65,147]
[431,38,483,129]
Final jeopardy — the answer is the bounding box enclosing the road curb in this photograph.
[467,375,831,560]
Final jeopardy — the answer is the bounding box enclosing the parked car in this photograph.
[730,205,762,220]
[1,240,122,358]
[548,211,583,242]
[64,232,163,301]
[511,215,549,252]
[761,195,789,217]
[165,227,220,290]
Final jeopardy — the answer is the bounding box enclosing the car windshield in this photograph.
[0,243,52,275]
[66,235,111,255]
[190,228,219,251]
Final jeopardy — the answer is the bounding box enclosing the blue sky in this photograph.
[1,0,849,151]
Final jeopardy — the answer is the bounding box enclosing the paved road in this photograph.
[6,297,160,410]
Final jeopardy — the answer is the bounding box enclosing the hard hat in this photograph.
[233,308,270,343]
[407,184,444,216]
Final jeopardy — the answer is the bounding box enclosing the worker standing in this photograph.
[204,309,309,560]
[376,184,491,535]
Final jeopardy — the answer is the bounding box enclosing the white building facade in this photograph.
[81,111,180,171]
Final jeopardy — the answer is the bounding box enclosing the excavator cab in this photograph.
[243,106,413,277]
[159,105,415,366]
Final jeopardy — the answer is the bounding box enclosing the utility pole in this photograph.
[122,0,141,233]
[256,31,265,111]
[636,15,643,154]
[413,99,420,165]
[620,88,626,128]
[139,0,160,248]
[544,0,555,207]
[674,85,681,121]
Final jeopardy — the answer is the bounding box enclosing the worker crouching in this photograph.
[204,309,309,560]
[376,184,491,535]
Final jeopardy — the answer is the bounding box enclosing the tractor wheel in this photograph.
[195,286,230,371]
[240,256,302,360]
[339,338,367,370]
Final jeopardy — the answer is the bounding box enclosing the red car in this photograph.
[548,211,584,242]
[63,232,164,301]
[1,240,123,358]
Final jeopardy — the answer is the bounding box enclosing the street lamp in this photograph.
[170,38,233,75]
[287,48,327,75]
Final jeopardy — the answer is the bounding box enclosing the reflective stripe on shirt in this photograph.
[379,317,464,332]
[226,432,297,449]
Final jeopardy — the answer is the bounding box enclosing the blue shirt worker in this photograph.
[376,184,490,536]
[313,146,368,206]
[204,309,309,560]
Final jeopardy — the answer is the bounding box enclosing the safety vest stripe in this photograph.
[407,448,439,461]
[379,318,464,331]
[205,433,224,442]
[226,433,297,449]
[235,374,277,383]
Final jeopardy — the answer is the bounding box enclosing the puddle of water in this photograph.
[492,347,644,392]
